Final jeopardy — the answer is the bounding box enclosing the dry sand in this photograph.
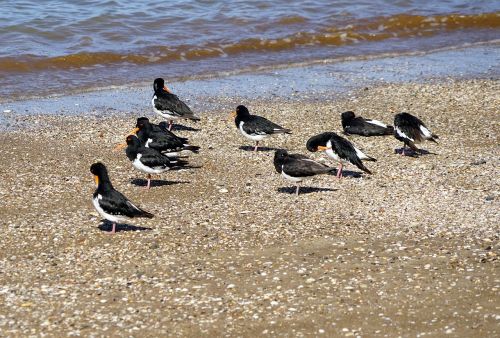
[0,79,498,337]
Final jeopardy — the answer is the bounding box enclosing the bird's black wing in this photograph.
[242,115,291,135]
[344,117,393,136]
[154,93,198,119]
[330,136,372,173]
[284,157,333,177]
[139,148,178,168]
[96,190,153,218]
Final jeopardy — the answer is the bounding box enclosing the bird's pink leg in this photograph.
[111,223,116,234]
[295,185,300,195]
[401,145,406,156]
[146,174,151,189]
[254,141,259,152]
[168,120,173,131]
[336,163,343,178]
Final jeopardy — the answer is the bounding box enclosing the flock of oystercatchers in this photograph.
[91,78,438,233]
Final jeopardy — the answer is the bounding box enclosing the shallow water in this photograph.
[2,44,498,123]
[0,1,499,99]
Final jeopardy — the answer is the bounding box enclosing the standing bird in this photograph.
[152,78,200,130]
[125,135,187,189]
[274,149,336,195]
[132,118,200,156]
[138,116,190,141]
[90,162,153,234]
[231,105,291,151]
[306,132,376,178]
[341,111,394,136]
[393,112,438,155]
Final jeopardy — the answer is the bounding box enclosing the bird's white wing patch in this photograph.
[145,139,153,147]
[126,200,140,211]
[366,119,387,128]
[354,146,369,160]
[395,127,413,141]
[419,125,433,138]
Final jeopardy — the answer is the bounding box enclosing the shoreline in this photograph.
[1,41,499,116]
[0,75,498,335]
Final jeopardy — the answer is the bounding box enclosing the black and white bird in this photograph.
[125,135,187,189]
[90,162,153,234]
[341,111,394,136]
[131,117,200,157]
[393,112,438,155]
[231,105,291,151]
[274,149,336,195]
[306,132,376,178]
[152,78,200,130]
[138,116,189,141]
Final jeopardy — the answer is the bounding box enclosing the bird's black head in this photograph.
[306,132,333,152]
[274,149,288,161]
[394,112,409,125]
[90,162,106,176]
[153,78,165,92]
[90,162,112,188]
[136,117,149,126]
[126,134,142,146]
[235,105,250,117]
[341,111,355,125]
[135,117,152,131]
[273,149,289,173]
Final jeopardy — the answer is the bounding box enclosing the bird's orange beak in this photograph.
[113,127,139,151]
[114,143,127,151]
[163,86,172,94]
[94,175,99,186]
[128,127,140,135]
[317,146,329,151]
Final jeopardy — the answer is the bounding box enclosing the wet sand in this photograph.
[0,79,499,336]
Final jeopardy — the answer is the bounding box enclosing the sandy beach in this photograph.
[0,77,498,336]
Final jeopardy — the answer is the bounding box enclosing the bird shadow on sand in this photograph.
[239,145,281,152]
[170,165,203,171]
[278,186,337,195]
[326,169,363,178]
[394,148,437,157]
[130,179,190,188]
[170,124,201,132]
[98,220,152,233]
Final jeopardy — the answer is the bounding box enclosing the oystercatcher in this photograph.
[152,78,200,130]
[341,111,394,136]
[231,105,291,151]
[90,162,153,234]
[274,149,335,195]
[125,135,187,189]
[132,118,200,157]
[306,132,376,178]
[394,112,438,155]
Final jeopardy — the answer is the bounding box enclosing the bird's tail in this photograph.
[170,158,190,167]
[429,134,439,143]
[354,160,373,174]
[183,145,200,153]
[275,128,292,134]
[137,209,154,219]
